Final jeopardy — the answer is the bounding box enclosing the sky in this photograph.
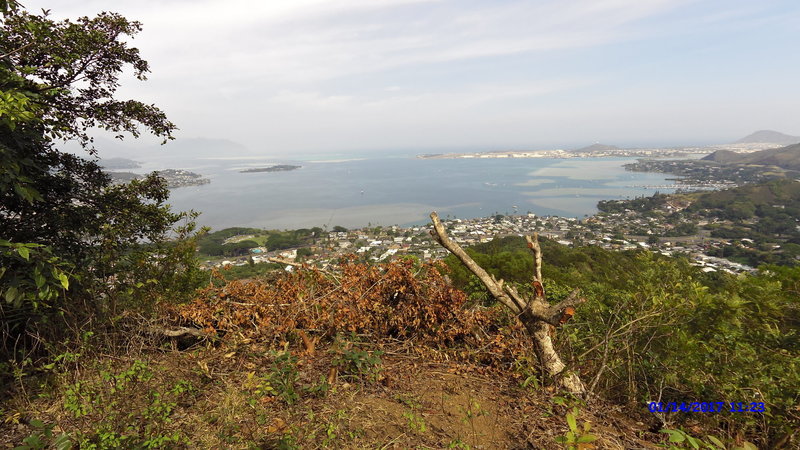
[24,0,800,156]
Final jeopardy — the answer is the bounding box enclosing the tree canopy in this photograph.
[0,1,200,361]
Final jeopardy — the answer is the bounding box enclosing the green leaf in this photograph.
[58,273,69,289]
[17,246,29,260]
[577,434,597,443]
[661,429,686,443]
[54,434,72,450]
[706,435,725,449]
[13,184,32,202]
[4,286,19,304]
[566,412,577,432]
[35,273,45,289]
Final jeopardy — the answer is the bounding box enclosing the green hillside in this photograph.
[703,143,800,170]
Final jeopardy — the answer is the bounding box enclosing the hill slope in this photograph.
[701,149,742,164]
[703,142,800,170]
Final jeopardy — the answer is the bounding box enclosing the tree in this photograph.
[0,2,200,359]
[296,247,314,259]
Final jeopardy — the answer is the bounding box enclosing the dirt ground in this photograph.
[1,340,668,449]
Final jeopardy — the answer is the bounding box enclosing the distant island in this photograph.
[735,130,800,146]
[418,130,800,161]
[107,169,210,188]
[240,164,301,173]
[571,143,621,153]
[417,146,698,159]
[99,157,141,170]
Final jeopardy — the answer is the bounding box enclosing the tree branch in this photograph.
[525,234,543,283]
[429,212,522,314]
[150,326,209,339]
[0,40,33,59]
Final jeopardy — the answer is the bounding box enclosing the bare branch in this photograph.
[429,212,522,314]
[525,234,543,283]
[544,289,586,325]
[430,212,585,394]
[150,326,209,339]
[503,283,528,312]
[268,257,303,267]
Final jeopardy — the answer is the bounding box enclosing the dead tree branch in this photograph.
[429,211,585,394]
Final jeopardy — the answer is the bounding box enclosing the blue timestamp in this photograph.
[648,402,765,413]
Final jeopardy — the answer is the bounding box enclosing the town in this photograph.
[205,208,756,277]
[417,147,705,159]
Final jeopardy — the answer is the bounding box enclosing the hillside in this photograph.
[688,177,800,209]
[735,130,800,145]
[598,179,800,266]
[700,149,744,164]
[702,142,800,170]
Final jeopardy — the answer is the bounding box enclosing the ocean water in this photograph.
[134,155,678,230]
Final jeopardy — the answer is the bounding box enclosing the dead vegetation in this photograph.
[168,258,531,369]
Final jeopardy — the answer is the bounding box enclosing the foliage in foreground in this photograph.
[0,1,204,376]
[2,248,797,447]
[445,236,799,446]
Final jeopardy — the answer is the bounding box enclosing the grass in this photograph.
[0,337,669,449]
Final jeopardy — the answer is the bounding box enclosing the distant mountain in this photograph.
[703,143,800,171]
[62,136,256,160]
[735,130,800,145]
[573,143,620,153]
[99,157,141,170]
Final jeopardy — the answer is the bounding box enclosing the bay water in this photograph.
[133,155,678,230]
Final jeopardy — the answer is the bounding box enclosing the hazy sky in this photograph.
[26,0,800,155]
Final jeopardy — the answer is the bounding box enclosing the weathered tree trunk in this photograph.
[429,212,585,394]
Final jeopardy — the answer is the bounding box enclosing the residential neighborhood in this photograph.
[205,209,755,276]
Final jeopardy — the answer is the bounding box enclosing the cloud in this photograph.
[47,0,687,86]
[26,0,800,153]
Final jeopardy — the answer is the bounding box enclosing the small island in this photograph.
[240,164,301,173]
[107,169,210,188]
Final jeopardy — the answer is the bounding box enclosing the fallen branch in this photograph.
[268,257,304,267]
[268,257,338,280]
